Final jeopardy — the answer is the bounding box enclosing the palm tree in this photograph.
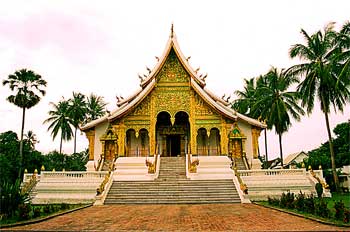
[2,69,47,177]
[85,94,107,123]
[68,92,87,154]
[288,23,350,191]
[233,78,257,115]
[44,99,73,154]
[254,67,305,167]
[24,130,39,149]
[233,76,270,162]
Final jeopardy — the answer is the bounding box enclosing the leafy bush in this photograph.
[334,201,345,220]
[280,191,294,209]
[33,207,41,218]
[0,179,28,217]
[294,191,305,211]
[344,209,350,223]
[315,198,330,218]
[267,196,280,206]
[303,194,315,214]
[60,203,69,210]
[315,183,323,198]
[43,205,51,214]
[18,204,31,220]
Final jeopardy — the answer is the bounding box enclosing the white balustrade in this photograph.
[238,169,305,176]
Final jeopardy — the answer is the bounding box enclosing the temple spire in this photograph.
[170,23,174,38]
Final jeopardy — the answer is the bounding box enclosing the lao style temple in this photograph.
[81,27,265,170]
[26,27,329,205]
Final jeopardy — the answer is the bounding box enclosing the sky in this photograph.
[0,0,349,160]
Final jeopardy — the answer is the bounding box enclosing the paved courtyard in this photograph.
[5,204,347,231]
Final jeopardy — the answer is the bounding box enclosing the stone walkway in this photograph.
[4,204,348,231]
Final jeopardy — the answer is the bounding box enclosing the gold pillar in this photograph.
[251,127,261,159]
[189,91,197,154]
[150,95,156,154]
[220,121,228,155]
[85,130,95,160]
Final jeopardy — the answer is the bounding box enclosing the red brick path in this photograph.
[5,204,347,231]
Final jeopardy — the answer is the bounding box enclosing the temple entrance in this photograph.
[166,135,181,156]
[156,111,190,156]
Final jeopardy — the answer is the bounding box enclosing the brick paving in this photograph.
[4,204,348,231]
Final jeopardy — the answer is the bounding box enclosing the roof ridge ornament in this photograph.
[170,23,174,38]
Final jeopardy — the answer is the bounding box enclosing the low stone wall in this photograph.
[187,156,234,180]
[239,169,316,201]
[113,156,159,181]
[32,171,108,204]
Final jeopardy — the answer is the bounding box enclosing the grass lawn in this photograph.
[256,192,350,227]
[325,192,350,210]
[0,204,88,226]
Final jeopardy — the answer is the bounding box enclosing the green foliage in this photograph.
[44,99,74,154]
[315,183,323,198]
[0,179,28,217]
[315,198,331,218]
[33,207,41,218]
[279,191,295,209]
[294,191,306,211]
[18,204,31,220]
[334,201,345,220]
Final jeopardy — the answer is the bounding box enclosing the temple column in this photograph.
[116,123,126,156]
[251,127,261,159]
[220,122,228,155]
[150,95,156,154]
[85,129,95,160]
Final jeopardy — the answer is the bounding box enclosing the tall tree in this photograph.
[44,100,73,154]
[68,92,87,153]
[24,130,39,149]
[288,22,350,191]
[85,93,107,123]
[2,69,47,178]
[254,67,305,167]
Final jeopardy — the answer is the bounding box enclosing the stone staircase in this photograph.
[104,157,241,204]
[234,157,247,170]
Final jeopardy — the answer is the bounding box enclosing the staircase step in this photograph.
[105,157,241,204]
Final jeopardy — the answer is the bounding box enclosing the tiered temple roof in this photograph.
[81,27,266,131]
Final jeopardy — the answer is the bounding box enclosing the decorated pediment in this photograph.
[229,123,246,139]
[100,125,117,141]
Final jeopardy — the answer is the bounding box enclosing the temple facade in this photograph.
[81,28,266,171]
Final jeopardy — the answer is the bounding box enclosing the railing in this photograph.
[187,154,199,173]
[309,167,329,189]
[96,154,104,171]
[146,155,158,174]
[40,171,108,180]
[242,152,251,170]
[238,169,305,176]
[21,171,39,196]
[233,166,248,194]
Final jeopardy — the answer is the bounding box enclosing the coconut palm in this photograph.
[24,130,39,149]
[288,23,350,191]
[254,67,305,167]
[2,69,47,177]
[68,92,87,153]
[233,76,270,162]
[44,99,73,154]
[233,78,257,116]
[85,94,107,123]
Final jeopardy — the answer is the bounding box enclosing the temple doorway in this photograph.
[156,111,190,156]
[166,135,181,156]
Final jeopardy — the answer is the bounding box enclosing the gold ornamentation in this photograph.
[251,127,261,159]
[85,129,95,160]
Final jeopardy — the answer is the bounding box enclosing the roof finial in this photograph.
[170,23,174,38]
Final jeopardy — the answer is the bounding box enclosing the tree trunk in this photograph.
[18,107,26,179]
[264,129,268,161]
[60,133,63,154]
[74,127,77,154]
[323,111,340,192]
[278,133,283,168]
